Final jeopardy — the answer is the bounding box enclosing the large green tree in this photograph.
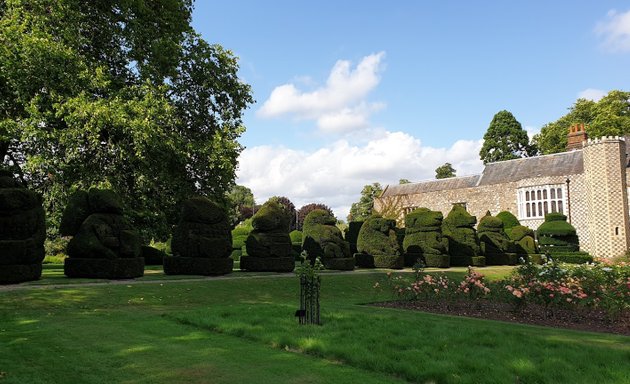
[347,182,382,222]
[0,0,253,240]
[533,90,630,154]
[479,110,537,164]
[435,163,456,179]
[228,185,256,226]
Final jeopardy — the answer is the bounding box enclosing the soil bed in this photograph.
[373,299,630,336]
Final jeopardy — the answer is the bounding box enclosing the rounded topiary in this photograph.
[356,215,402,269]
[241,200,293,272]
[403,208,449,268]
[164,196,233,276]
[442,205,480,266]
[477,213,515,265]
[63,188,144,279]
[496,211,520,232]
[302,209,353,270]
[509,225,537,255]
[537,213,579,253]
[0,170,46,284]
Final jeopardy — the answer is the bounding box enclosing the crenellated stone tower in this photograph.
[582,136,630,258]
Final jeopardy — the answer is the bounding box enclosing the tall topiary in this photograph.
[478,213,516,265]
[163,196,233,275]
[241,200,294,272]
[356,215,402,269]
[537,213,579,253]
[403,208,449,268]
[302,209,354,270]
[63,188,144,279]
[345,221,364,254]
[0,170,46,284]
[442,205,483,266]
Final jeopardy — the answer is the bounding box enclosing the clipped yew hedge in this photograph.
[0,170,46,284]
[443,205,482,267]
[538,213,579,253]
[356,215,402,269]
[241,200,294,272]
[302,209,353,270]
[63,188,144,279]
[164,196,233,276]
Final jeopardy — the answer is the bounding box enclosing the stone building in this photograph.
[374,125,630,258]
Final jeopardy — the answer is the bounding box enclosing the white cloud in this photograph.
[595,9,630,52]
[316,102,386,133]
[577,88,607,102]
[257,52,386,133]
[236,131,484,220]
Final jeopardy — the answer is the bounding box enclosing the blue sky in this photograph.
[192,1,630,219]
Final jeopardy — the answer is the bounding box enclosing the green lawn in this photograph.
[0,266,628,383]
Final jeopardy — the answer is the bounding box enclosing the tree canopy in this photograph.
[228,185,256,226]
[435,163,456,179]
[533,90,630,154]
[0,0,253,240]
[479,110,537,164]
[348,182,382,222]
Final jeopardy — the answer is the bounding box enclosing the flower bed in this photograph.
[375,258,630,335]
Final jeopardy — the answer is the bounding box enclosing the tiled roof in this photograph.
[381,150,586,197]
[380,175,481,197]
[477,150,583,186]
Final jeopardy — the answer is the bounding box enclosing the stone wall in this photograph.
[583,137,630,258]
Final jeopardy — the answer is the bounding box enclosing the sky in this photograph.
[191,1,630,220]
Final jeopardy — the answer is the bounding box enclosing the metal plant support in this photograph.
[297,274,321,325]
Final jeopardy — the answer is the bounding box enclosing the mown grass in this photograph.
[1,267,628,383]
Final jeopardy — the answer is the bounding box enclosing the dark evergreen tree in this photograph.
[479,110,537,164]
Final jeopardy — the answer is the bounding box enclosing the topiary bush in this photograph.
[442,205,482,267]
[356,215,402,269]
[241,200,294,272]
[0,170,46,284]
[302,209,354,270]
[163,196,233,276]
[537,213,579,253]
[403,208,449,268]
[345,221,364,254]
[63,188,144,279]
[496,211,520,233]
[477,213,515,265]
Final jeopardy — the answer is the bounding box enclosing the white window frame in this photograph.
[517,184,565,220]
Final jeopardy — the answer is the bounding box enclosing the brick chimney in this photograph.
[567,123,587,151]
